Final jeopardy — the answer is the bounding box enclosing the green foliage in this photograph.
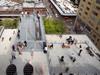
[43,17,65,34]
[0,18,18,29]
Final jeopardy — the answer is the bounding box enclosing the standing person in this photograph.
[24,41,27,47]
[12,45,15,51]
[21,11,24,17]
[17,33,20,39]
[59,73,63,75]
[37,11,40,20]
[13,30,15,35]
[17,29,20,39]
[11,49,16,60]
[20,17,21,22]
[1,37,4,41]
[44,46,47,53]
[79,45,82,48]
[78,49,83,56]
[50,43,53,48]
[9,37,11,41]
[59,56,64,62]
[18,29,20,33]
[59,34,62,38]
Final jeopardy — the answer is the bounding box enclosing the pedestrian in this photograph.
[59,34,62,38]
[79,45,82,48]
[78,49,83,56]
[62,43,65,48]
[21,11,24,17]
[44,46,47,53]
[73,57,76,62]
[65,67,69,73]
[59,73,63,75]
[18,29,20,33]
[37,11,40,20]
[20,17,21,22]
[1,37,4,41]
[11,49,16,60]
[24,41,27,47]
[66,36,72,44]
[50,43,53,48]
[17,33,20,39]
[60,56,64,62]
[9,37,11,41]
[12,45,15,51]
[13,30,15,35]
[69,73,74,75]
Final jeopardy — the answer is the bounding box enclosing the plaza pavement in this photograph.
[18,14,44,51]
[0,29,17,75]
[0,14,49,75]
[46,35,100,75]
[0,13,100,75]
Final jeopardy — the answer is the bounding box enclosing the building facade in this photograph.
[74,0,100,49]
[11,0,24,3]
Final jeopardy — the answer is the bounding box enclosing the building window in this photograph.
[85,11,88,15]
[93,34,96,38]
[91,14,97,23]
[97,20,100,25]
[97,39,100,42]
[89,21,93,26]
[96,6,100,10]
[80,8,83,11]
[79,12,81,16]
[88,2,91,5]
[93,11,98,16]
[96,27,99,30]
[96,0,100,4]
[83,0,86,2]
[86,7,90,10]
[86,25,91,32]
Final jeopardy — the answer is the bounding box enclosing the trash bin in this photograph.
[6,64,17,75]
[24,63,33,75]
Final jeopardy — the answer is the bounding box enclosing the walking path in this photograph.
[0,29,17,75]
[0,14,49,75]
[46,35,100,75]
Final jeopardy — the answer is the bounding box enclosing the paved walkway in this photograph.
[18,14,44,50]
[0,14,49,75]
[46,35,100,75]
[0,29,17,75]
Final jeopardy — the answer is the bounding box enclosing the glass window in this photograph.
[85,11,88,15]
[83,0,86,2]
[86,7,90,10]
[96,27,98,30]
[88,2,91,5]
[96,0,100,4]
[97,19,100,25]
[97,39,100,42]
[92,11,98,16]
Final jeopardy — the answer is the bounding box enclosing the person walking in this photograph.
[1,37,4,41]
[9,37,11,41]
[78,49,83,56]
[20,17,21,22]
[12,45,15,51]
[24,41,27,47]
[11,49,16,60]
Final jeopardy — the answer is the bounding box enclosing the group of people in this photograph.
[61,36,77,48]
[48,43,53,49]
[11,41,27,62]
[62,43,70,48]
[66,36,77,45]
[17,29,20,39]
